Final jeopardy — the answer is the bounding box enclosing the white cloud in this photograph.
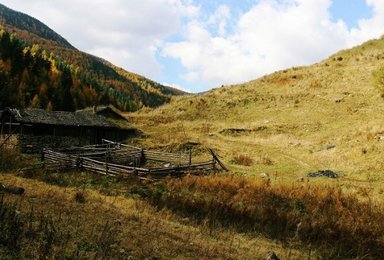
[349,0,384,44]
[162,0,384,90]
[182,71,199,82]
[2,0,384,92]
[207,4,231,36]
[0,0,198,79]
[162,82,192,93]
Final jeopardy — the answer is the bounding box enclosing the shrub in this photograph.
[0,196,23,257]
[74,191,86,203]
[232,154,253,166]
[0,147,21,171]
[95,220,123,259]
[256,154,274,165]
[130,184,150,198]
[147,175,384,259]
[0,196,61,258]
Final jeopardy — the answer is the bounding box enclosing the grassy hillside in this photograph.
[2,3,384,257]
[0,171,310,259]
[2,35,384,258]
[120,38,384,258]
[128,36,384,194]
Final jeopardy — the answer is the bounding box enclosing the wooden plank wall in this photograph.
[42,140,219,180]
[102,139,191,165]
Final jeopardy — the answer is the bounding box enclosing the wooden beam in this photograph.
[208,148,229,172]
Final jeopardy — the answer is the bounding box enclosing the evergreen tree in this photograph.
[58,66,74,111]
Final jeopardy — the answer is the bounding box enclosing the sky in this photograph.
[0,0,383,93]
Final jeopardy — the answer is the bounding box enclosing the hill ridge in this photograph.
[130,34,384,183]
[0,3,75,49]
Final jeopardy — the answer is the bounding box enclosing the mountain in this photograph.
[130,35,384,179]
[125,36,384,259]
[0,3,185,112]
[0,3,74,49]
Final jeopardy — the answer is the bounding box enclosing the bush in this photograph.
[256,154,274,165]
[147,175,384,259]
[0,196,23,257]
[74,191,86,203]
[0,195,60,258]
[232,154,253,166]
[0,147,21,171]
[0,192,126,259]
[130,184,150,198]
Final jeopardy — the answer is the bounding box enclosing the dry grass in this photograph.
[121,36,384,258]
[146,175,384,259]
[232,154,253,166]
[4,29,384,259]
[126,35,384,192]
[0,172,309,259]
[0,146,23,171]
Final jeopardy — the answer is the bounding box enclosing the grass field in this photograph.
[0,170,310,259]
[127,36,384,200]
[121,36,384,258]
[2,36,384,259]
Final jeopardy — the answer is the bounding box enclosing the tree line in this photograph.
[0,29,170,111]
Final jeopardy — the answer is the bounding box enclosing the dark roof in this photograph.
[2,108,116,128]
[76,105,127,120]
[76,105,134,129]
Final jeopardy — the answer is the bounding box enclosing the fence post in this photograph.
[141,148,146,164]
[9,115,12,136]
[189,149,192,166]
[41,148,45,169]
[212,154,217,173]
[76,156,83,171]
[208,148,228,172]
[105,148,109,175]
[41,148,45,161]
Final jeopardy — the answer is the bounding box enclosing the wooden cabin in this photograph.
[76,105,127,120]
[0,108,137,153]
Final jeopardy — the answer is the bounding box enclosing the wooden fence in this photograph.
[41,140,226,180]
[102,139,191,165]
[58,142,144,167]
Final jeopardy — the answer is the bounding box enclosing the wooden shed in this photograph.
[0,108,136,153]
[76,105,127,120]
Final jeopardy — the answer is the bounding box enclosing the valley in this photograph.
[129,38,384,196]
[1,2,384,259]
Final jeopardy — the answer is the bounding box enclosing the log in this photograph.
[208,149,228,171]
[0,183,25,195]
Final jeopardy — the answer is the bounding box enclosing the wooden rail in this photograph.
[54,140,190,166]
[102,139,191,165]
[41,139,225,181]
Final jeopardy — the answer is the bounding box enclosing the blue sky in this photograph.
[1,0,383,93]
[159,0,377,92]
[330,0,372,28]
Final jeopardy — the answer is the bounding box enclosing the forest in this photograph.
[0,29,170,111]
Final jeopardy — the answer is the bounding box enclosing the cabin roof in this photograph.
[76,105,127,120]
[1,108,116,128]
[76,105,134,129]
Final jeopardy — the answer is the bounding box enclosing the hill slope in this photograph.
[130,35,384,187]
[0,3,74,49]
[0,3,184,111]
